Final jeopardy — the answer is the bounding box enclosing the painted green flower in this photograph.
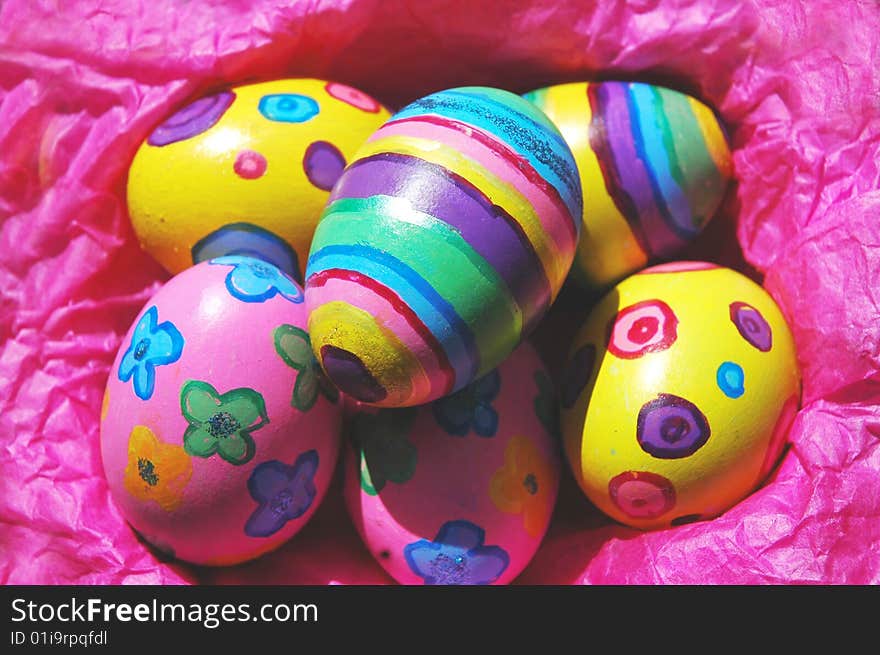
[352,408,418,496]
[180,380,269,465]
[533,370,561,440]
[273,324,339,412]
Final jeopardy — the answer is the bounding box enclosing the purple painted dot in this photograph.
[560,343,596,409]
[303,141,346,191]
[730,301,772,352]
[320,345,386,403]
[637,393,711,459]
[147,91,235,147]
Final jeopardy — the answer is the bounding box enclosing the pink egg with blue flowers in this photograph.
[344,342,561,585]
[100,256,342,566]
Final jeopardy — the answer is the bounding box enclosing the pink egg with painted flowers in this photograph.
[100,256,342,565]
[344,342,561,585]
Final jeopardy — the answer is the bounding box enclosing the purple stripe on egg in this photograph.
[330,152,552,326]
[589,83,686,258]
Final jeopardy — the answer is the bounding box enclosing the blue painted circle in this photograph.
[258,94,319,123]
[717,361,745,399]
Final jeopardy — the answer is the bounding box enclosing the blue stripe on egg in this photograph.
[392,89,583,226]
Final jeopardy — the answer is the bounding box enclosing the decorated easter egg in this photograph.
[127,79,390,281]
[560,262,800,530]
[344,342,561,584]
[100,256,342,565]
[305,86,583,407]
[523,82,733,290]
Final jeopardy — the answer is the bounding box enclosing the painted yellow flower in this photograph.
[489,435,555,538]
[124,425,193,512]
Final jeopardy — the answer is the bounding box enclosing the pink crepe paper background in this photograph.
[1,0,878,585]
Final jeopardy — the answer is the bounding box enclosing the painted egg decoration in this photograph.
[560,262,800,530]
[344,342,561,584]
[523,82,733,290]
[100,256,342,565]
[305,86,583,407]
[127,78,390,281]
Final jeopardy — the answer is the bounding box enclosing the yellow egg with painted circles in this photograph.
[559,262,801,530]
[127,79,391,281]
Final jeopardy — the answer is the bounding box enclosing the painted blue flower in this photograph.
[210,255,303,304]
[117,306,184,401]
[404,520,510,585]
[432,369,501,437]
[244,450,319,538]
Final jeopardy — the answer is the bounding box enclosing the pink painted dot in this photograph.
[608,471,676,520]
[325,82,381,113]
[234,150,267,179]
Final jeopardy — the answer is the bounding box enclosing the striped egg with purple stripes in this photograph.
[523,81,733,290]
[305,87,582,407]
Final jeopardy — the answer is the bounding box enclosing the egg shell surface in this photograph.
[523,82,733,290]
[100,257,342,565]
[560,262,800,530]
[305,86,583,407]
[344,342,561,585]
[127,78,390,281]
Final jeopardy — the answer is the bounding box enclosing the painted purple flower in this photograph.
[636,393,711,459]
[432,370,501,437]
[729,301,772,352]
[244,450,319,538]
[404,520,509,585]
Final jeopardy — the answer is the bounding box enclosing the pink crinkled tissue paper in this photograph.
[1,0,879,585]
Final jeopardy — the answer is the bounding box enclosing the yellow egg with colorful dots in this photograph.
[127,78,391,281]
[560,261,801,530]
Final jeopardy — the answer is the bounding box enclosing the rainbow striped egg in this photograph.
[305,87,583,407]
[524,81,733,290]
